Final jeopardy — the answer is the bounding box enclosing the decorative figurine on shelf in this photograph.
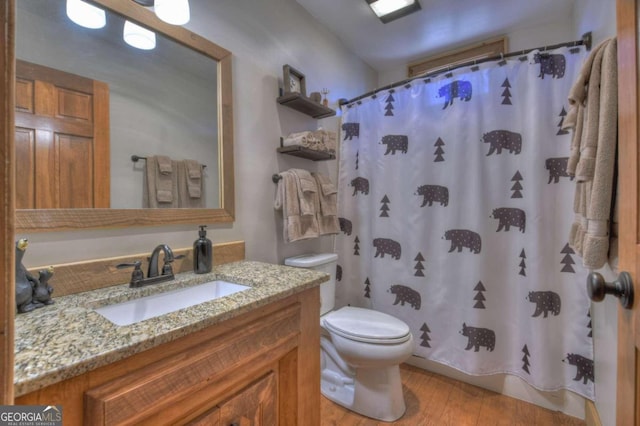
[321,88,330,107]
[309,91,322,103]
[15,239,44,313]
[33,266,55,306]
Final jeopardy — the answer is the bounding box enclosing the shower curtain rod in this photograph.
[339,32,592,107]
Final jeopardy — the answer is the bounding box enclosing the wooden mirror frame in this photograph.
[15,0,234,232]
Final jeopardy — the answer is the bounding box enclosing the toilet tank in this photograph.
[284,253,338,315]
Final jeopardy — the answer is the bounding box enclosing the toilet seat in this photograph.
[322,306,411,344]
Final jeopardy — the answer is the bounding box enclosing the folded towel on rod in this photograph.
[312,172,339,235]
[185,159,202,179]
[183,159,203,199]
[274,170,319,242]
[143,155,179,208]
[156,155,173,175]
[177,160,205,208]
[290,169,317,216]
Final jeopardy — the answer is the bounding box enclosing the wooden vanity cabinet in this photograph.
[15,287,320,426]
[188,372,277,426]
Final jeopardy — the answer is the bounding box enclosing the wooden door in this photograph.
[15,60,110,209]
[617,0,640,425]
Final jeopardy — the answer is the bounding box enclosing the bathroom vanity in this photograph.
[14,261,325,425]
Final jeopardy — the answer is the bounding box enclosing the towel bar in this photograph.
[131,155,206,168]
[272,174,282,183]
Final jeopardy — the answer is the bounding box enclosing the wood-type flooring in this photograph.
[321,364,586,426]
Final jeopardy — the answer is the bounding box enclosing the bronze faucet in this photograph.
[117,244,178,288]
[148,244,175,278]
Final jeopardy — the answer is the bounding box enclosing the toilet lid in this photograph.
[322,306,411,344]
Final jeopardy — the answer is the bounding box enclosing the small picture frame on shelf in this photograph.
[283,64,306,96]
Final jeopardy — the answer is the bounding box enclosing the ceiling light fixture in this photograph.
[123,20,156,50]
[66,0,106,29]
[154,0,191,25]
[366,0,421,24]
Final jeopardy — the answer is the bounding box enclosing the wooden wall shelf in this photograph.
[277,93,336,119]
[277,145,336,161]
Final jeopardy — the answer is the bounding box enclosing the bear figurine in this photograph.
[15,239,44,313]
[33,266,55,305]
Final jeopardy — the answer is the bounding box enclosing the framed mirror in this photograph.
[15,0,234,232]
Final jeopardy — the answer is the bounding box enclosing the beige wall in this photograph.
[19,0,377,268]
[377,14,577,87]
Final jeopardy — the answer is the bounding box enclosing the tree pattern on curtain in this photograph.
[336,46,594,399]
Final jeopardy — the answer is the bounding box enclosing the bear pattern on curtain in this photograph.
[336,45,594,399]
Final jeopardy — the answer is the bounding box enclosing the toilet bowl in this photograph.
[284,253,414,422]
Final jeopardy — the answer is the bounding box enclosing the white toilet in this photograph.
[284,253,414,422]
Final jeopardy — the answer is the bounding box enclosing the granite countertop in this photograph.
[14,260,328,397]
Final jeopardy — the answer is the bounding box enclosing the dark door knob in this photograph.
[587,271,634,309]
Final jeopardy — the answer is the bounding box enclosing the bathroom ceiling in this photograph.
[295,0,576,72]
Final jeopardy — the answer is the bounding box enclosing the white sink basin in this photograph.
[94,280,250,326]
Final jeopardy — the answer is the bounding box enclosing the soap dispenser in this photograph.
[193,225,212,274]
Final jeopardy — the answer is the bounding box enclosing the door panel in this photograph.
[58,134,93,208]
[15,127,34,209]
[14,60,110,209]
[15,78,32,113]
[34,129,55,209]
[56,88,93,121]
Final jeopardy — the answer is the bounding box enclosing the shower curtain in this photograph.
[336,45,594,399]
